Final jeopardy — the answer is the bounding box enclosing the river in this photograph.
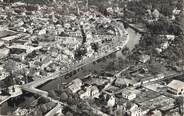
[126,28,142,51]
[1,27,141,115]
[116,27,141,58]
[39,27,142,91]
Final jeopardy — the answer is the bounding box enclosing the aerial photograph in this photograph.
[0,0,184,116]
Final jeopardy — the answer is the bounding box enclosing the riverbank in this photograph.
[30,26,141,93]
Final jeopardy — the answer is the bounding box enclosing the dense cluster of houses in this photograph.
[53,69,184,116]
[0,1,128,105]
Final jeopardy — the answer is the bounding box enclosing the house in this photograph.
[101,92,116,107]
[38,28,47,35]
[116,99,142,116]
[0,41,4,47]
[161,41,169,50]
[106,7,114,15]
[67,79,82,93]
[107,95,116,107]
[14,108,28,116]
[8,44,42,54]
[166,35,175,41]
[156,73,164,80]
[167,80,184,95]
[0,48,10,59]
[114,78,129,88]
[148,110,162,116]
[129,104,142,116]
[138,95,175,114]
[79,85,100,99]
[0,70,9,81]
[84,77,109,86]
[139,55,150,63]
[1,33,23,44]
[122,91,136,101]
[8,85,22,97]
[152,9,160,21]
[155,48,162,54]
[173,8,181,15]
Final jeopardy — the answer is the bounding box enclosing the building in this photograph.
[0,48,10,59]
[67,78,82,93]
[87,85,99,98]
[0,69,9,81]
[107,95,116,107]
[166,35,175,41]
[167,80,184,95]
[114,78,129,88]
[138,95,175,114]
[139,55,150,63]
[122,91,136,101]
[116,98,142,116]
[1,33,23,44]
[79,85,100,99]
[173,8,181,15]
[161,41,169,50]
[148,110,162,116]
[14,108,28,116]
[129,104,142,116]
[0,41,4,47]
[152,9,160,21]
[8,85,23,97]
[8,44,42,54]
[84,77,109,86]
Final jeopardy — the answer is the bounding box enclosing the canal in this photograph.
[39,27,142,92]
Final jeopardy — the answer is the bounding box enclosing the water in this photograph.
[39,27,142,92]
[126,28,142,51]
[116,27,142,59]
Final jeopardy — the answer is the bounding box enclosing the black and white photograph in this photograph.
[0,0,184,116]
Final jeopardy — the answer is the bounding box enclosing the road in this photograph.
[21,20,128,116]
[21,20,128,97]
[22,47,121,96]
[142,72,184,86]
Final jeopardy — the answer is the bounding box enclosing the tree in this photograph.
[4,60,16,74]
[176,0,184,10]
[70,105,78,112]
[66,111,73,116]
[105,61,116,71]
[175,96,184,116]
[148,61,165,75]
[3,60,17,87]
[60,92,68,102]
[48,90,59,100]
[80,25,86,44]
[91,42,99,52]
[67,95,77,105]
[74,45,87,60]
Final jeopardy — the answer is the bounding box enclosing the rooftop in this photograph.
[134,88,160,103]
[167,80,184,89]
[0,48,10,59]
[139,95,175,111]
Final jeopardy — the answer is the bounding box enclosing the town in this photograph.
[0,0,184,116]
